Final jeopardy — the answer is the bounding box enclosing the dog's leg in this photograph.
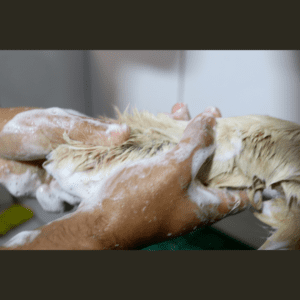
[0,108,250,250]
[255,198,300,250]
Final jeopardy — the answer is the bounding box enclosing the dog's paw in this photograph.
[248,176,266,211]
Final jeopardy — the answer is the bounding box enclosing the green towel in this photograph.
[0,204,34,236]
[142,227,254,250]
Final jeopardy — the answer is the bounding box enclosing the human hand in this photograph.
[1,106,250,249]
[0,107,131,210]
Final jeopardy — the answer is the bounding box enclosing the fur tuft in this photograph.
[44,108,186,174]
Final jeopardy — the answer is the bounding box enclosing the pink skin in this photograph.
[203,106,222,118]
[163,103,191,121]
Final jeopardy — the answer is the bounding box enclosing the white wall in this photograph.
[0,50,87,113]
[1,50,298,123]
[182,50,300,123]
[88,50,181,117]
[87,50,300,124]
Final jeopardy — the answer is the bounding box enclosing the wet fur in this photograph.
[46,108,300,249]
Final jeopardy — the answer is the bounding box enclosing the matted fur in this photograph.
[43,108,186,174]
[44,109,300,207]
[208,115,300,205]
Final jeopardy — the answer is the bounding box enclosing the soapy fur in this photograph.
[48,108,300,206]
[45,107,300,250]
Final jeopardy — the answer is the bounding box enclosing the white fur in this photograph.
[214,136,243,162]
[187,181,221,221]
[262,187,283,200]
[261,201,273,217]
